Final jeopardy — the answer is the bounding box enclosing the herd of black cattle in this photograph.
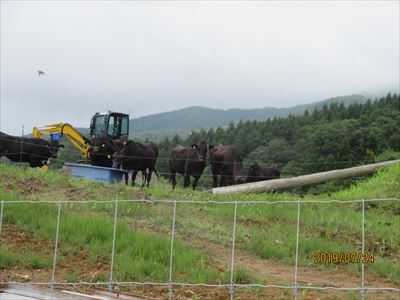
[0,131,280,189]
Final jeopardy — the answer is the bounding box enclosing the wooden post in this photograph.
[212,160,399,195]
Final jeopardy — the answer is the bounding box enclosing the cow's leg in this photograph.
[220,175,226,187]
[183,175,190,188]
[146,170,152,187]
[124,172,129,185]
[131,171,138,186]
[211,169,218,188]
[29,159,41,168]
[192,175,200,190]
[170,171,176,190]
[226,175,233,186]
[141,171,147,188]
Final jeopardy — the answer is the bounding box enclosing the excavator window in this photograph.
[90,112,129,139]
[107,114,129,139]
[121,117,128,136]
[108,116,118,138]
[92,115,106,137]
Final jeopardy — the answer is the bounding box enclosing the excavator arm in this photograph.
[33,123,92,160]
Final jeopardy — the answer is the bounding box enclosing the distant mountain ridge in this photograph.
[129,94,369,140]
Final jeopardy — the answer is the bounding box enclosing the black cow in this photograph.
[90,136,124,167]
[169,141,208,190]
[0,131,64,167]
[246,162,280,182]
[112,141,158,187]
[209,144,243,187]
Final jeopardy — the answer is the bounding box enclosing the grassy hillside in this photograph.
[0,162,398,295]
[129,95,368,141]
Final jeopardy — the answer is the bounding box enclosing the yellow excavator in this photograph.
[33,112,129,162]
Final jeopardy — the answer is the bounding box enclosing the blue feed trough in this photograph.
[64,163,128,184]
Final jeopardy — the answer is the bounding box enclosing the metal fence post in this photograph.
[0,200,4,239]
[294,200,301,300]
[51,202,62,290]
[19,126,24,164]
[229,201,238,300]
[169,200,177,300]
[360,199,365,300]
[109,200,119,294]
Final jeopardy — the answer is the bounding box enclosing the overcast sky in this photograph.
[1,1,399,135]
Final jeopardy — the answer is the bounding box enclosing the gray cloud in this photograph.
[1,1,399,135]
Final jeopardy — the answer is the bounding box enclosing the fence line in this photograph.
[3,149,386,175]
[2,154,379,181]
[2,136,395,167]
[2,281,399,291]
[2,198,399,205]
[0,198,399,299]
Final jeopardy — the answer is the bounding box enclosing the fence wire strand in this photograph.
[2,198,399,205]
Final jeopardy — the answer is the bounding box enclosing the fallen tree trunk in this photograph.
[212,160,399,195]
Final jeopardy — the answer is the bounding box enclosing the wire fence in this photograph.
[1,135,387,167]
[0,198,399,299]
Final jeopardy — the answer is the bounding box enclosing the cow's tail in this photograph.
[153,168,160,179]
[232,161,242,183]
[233,153,244,184]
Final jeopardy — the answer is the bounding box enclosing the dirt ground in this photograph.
[1,223,398,300]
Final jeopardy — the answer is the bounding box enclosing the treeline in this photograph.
[156,94,400,182]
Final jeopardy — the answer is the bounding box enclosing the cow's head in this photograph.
[48,140,64,158]
[196,141,208,161]
[112,150,124,169]
[90,137,123,167]
[111,140,131,169]
[246,162,261,182]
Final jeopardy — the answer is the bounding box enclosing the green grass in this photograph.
[0,249,19,268]
[1,201,217,283]
[0,248,51,269]
[23,252,52,269]
[0,162,399,284]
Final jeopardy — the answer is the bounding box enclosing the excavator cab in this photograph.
[89,112,129,141]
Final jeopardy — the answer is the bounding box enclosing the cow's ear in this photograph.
[191,144,197,149]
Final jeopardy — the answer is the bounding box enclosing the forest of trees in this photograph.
[155,94,399,187]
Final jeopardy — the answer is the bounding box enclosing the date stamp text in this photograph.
[314,252,375,264]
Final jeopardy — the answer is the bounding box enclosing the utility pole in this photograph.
[20,125,24,163]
